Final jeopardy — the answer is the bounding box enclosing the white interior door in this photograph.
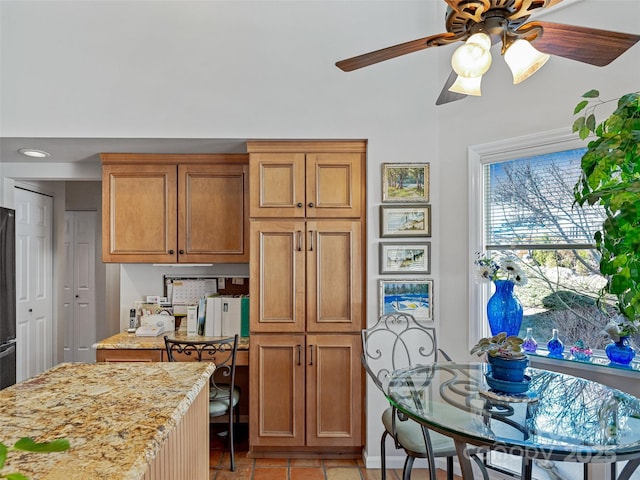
[14,188,53,381]
[63,211,97,363]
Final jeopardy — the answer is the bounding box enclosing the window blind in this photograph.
[484,148,605,249]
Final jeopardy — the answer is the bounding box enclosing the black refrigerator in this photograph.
[0,207,16,389]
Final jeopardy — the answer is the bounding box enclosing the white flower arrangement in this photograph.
[474,253,528,286]
[602,315,638,342]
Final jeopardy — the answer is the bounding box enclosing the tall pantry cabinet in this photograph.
[247,140,366,456]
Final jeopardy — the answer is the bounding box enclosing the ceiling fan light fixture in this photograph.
[448,74,483,96]
[504,39,550,84]
[451,33,492,78]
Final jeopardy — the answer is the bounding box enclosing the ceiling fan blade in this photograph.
[435,70,467,105]
[525,21,640,66]
[336,32,457,72]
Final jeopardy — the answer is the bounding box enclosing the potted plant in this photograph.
[573,89,640,361]
[470,332,528,382]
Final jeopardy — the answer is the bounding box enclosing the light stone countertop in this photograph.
[93,330,250,350]
[0,362,214,480]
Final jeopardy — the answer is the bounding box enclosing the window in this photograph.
[469,130,622,353]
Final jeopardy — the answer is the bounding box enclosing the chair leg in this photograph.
[471,453,490,480]
[447,456,454,480]
[402,455,415,480]
[380,430,389,480]
[228,408,235,472]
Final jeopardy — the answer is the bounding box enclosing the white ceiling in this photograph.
[0,137,248,163]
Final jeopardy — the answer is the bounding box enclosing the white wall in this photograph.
[1,0,638,468]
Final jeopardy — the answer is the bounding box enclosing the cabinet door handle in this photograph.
[168,249,174,255]
[297,231,302,251]
[179,249,184,255]
[309,231,314,252]
[309,345,314,366]
[297,345,302,366]
[296,202,303,208]
[308,202,314,208]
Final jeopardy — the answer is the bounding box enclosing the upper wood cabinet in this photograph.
[249,219,361,334]
[247,141,366,218]
[101,154,249,263]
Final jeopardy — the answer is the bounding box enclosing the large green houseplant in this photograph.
[573,90,640,329]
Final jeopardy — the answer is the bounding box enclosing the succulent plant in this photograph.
[470,332,526,359]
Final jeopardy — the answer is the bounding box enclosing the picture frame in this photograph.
[380,205,431,237]
[380,242,431,274]
[379,279,433,322]
[382,163,430,203]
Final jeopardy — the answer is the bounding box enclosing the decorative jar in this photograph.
[547,328,564,358]
[570,340,592,362]
[606,336,636,366]
[487,280,523,337]
[522,327,538,354]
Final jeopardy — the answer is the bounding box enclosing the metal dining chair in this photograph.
[361,313,489,480]
[164,335,240,471]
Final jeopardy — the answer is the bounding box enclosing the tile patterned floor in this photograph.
[209,426,461,480]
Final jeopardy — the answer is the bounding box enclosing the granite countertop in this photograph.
[0,362,214,480]
[93,330,250,350]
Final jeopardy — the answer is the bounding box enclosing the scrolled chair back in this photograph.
[361,313,444,391]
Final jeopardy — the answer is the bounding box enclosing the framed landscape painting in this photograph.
[380,205,431,237]
[379,279,433,322]
[382,163,430,203]
[380,242,431,274]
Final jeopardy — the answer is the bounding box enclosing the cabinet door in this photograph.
[102,164,177,262]
[306,153,363,218]
[306,221,362,333]
[249,334,305,447]
[178,163,249,263]
[250,220,305,333]
[249,153,306,218]
[306,334,362,447]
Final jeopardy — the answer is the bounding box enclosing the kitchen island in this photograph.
[0,362,213,480]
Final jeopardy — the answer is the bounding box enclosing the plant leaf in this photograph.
[0,442,7,469]
[574,100,589,114]
[583,89,600,98]
[12,438,70,453]
[5,473,31,480]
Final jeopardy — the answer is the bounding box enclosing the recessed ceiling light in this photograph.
[18,148,51,158]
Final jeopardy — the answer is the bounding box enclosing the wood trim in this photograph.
[101,153,249,165]
[96,349,163,362]
[246,140,367,154]
[143,380,209,479]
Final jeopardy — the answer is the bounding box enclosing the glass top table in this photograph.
[384,362,640,480]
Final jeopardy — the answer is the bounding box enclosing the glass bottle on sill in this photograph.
[522,327,538,354]
[547,328,564,358]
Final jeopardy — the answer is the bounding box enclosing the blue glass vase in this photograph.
[547,328,564,358]
[486,280,523,337]
[606,336,636,366]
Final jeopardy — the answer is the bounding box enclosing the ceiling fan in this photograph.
[335,0,640,105]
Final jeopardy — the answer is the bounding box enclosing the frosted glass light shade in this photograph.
[451,33,492,78]
[448,74,483,96]
[504,39,550,84]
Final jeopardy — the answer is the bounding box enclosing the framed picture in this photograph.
[380,205,431,237]
[379,279,433,322]
[382,163,430,203]
[380,242,431,274]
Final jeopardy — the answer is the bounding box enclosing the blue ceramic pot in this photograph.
[606,336,636,366]
[487,355,529,382]
[487,280,523,337]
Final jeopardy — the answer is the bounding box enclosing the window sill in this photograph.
[529,350,640,379]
